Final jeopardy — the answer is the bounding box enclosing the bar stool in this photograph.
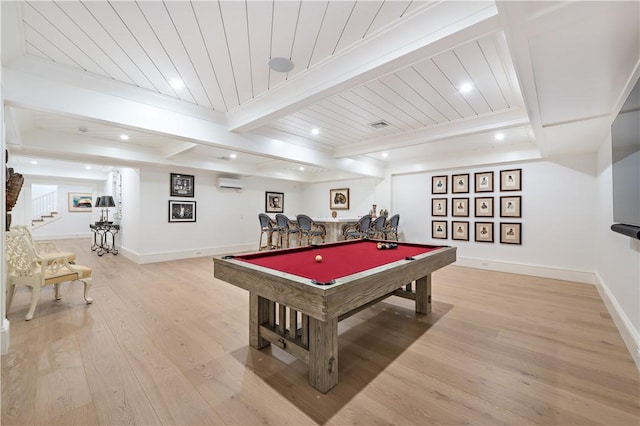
[275,214,298,248]
[296,214,326,245]
[258,213,277,250]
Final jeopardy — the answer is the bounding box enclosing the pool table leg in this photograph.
[415,274,432,314]
[309,316,338,393]
[249,293,271,349]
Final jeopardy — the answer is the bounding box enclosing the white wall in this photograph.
[11,178,98,239]
[300,177,385,219]
[595,136,640,366]
[393,155,598,282]
[121,167,305,263]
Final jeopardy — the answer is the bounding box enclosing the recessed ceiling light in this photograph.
[85,165,91,170]
[495,133,505,140]
[229,153,237,159]
[31,160,38,165]
[459,82,473,93]
[299,166,305,171]
[311,128,320,136]
[269,57,294,73]
[381,152,389,158]
[120,134,129,141]
[169,78,184,90]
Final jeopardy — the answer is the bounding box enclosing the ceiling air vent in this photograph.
[369,121,389,129]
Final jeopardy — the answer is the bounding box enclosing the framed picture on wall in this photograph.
[265,191,284,213]
[452,221,469,241]
[432,220,447,239]
[329,188,350,210]
[431,198,447,216]
[452,197,469,217]
[475,222,494,243]
[170,173,194,197]
[500,222,522,245]
[500,196,521,218]
[431,175,448,194]
[452,173,469,193]
[474,171,494,192]
[168,200,196,222]
[500,169,522,191]
[475,197,494,217]
[68,192,93,212]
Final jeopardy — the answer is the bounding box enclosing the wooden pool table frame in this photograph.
[213,240,456,393]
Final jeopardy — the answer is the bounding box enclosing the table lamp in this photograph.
[96,195,116,223]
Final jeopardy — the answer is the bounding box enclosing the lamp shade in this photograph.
[94,197,101,207]
[96,196,115,208]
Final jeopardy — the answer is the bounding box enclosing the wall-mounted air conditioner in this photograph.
[216,177,244,190]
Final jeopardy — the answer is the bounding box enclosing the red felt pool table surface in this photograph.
[234,240,443,283]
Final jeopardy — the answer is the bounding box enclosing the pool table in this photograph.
[213,239,456,393]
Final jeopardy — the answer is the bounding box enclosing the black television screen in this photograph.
[611,77,640,239]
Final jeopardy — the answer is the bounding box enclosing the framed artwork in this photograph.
[169,200,196,222]
[432,175,448,194]
[170,173,195,197]
[475,222,494,243]
[500,222,522,245]
[452,197,469,217]
[475,197,494,217]
[452,173,469,193]
[68,192,93,212]
[432,220,447,239]
[500,196,521,218]
[431,198,448,217]
[329,188,350,210]
[474,171,494,192]
[452,221,469,241]
[500,169,522,191]
[265,191,284,213]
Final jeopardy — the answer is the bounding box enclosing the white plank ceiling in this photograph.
[2,1,639,181]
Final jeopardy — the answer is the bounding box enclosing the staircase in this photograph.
[32,191,60,229]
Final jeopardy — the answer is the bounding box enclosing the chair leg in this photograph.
[82,278,94,304]
[26,284,41,321]
[6,283,16,314]
[54,283,61,300]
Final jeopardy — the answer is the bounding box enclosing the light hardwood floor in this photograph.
[2,238,639,425]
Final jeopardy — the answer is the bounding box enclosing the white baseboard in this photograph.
[120,243,256,264]
[595,273,640,371]
[455,257,596,284]
[1,318,10,355]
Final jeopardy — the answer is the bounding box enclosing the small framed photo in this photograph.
[432,198,448,217]
[500,196,521,218]
[500,169,522,191]
[475,197,494,217]
[432,220,447,239]
[265,191,284,213]
[170,173,194,197]
[475,171,494,192]
[475,222,494,243]
[330,188,350,210]
[432,175,448,194]
[169,200,196,222]
[452,197,469,217]
[500,222,522,245]
[452,173,469,193]
[68,192,93,212]
[452,221,469,241]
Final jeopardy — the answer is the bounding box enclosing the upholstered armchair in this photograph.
[11,224,76,263]
[5,230,93,321]
[342,215,372,240]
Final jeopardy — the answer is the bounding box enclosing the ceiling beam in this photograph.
[227,2,501,133]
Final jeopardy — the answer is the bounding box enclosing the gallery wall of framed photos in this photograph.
[430,169,523,245]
